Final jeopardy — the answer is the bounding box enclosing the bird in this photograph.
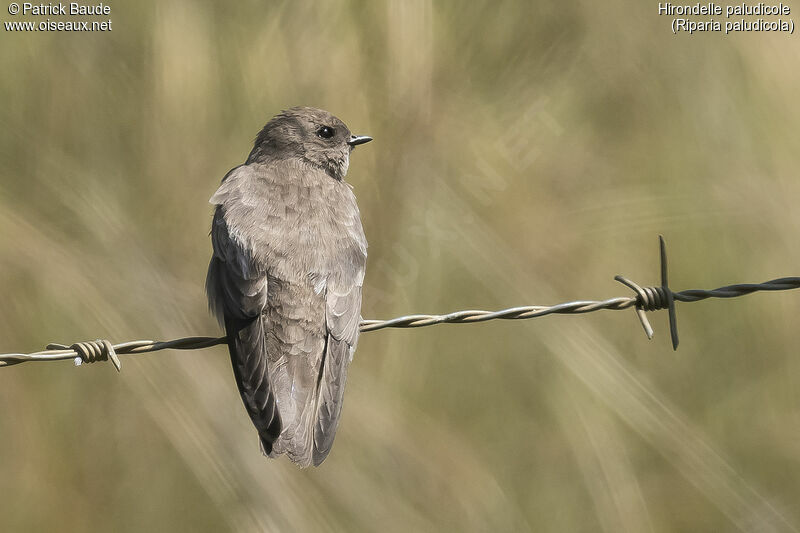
[205,107,371,467]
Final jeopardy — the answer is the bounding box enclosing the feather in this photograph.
[207,196,281,452]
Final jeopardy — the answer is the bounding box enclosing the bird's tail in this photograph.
[265,335,352,467]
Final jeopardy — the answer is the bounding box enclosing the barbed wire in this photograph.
[1,237,798,371]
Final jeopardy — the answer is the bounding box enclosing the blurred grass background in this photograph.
[2,0,800,531]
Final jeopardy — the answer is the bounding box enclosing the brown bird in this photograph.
[206,107,371,467]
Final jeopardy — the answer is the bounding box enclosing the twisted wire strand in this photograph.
[1,238,798,369]
[1,276,797,369]
[674,277,800,302]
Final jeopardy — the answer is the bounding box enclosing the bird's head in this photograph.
[248,106,372,180]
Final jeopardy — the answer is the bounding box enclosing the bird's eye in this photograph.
[316,126,335,139]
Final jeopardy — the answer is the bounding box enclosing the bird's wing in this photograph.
[312,207,367,465]
[206,165,281,453]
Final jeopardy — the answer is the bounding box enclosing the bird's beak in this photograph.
[347,135,373,147]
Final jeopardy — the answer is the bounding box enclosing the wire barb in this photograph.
[1,236,798,370]
[614,235,680,349]
[46,340,122,372]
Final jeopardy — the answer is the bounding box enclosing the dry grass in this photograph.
[1,1,800,531]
